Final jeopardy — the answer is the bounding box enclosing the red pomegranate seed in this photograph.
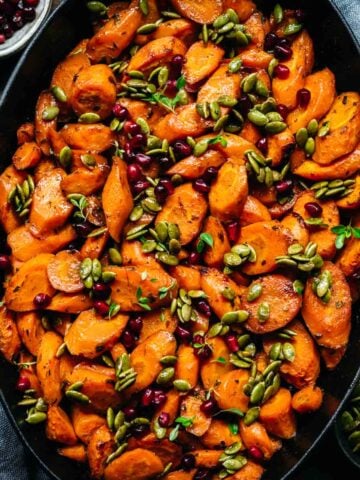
[124,120,141,136]
[165,79,178,95]
[274,64,290,79]
[16,375,30,392]
[304,202,323,217]
[264,32,278,51]
[141,388,154,407]
[112,104,128,120]
[196,344,212,361]
[196,300,211,317]
[152,390,167,406]
[132,180,150,194]
[248,445,264,461]
[0,34,5,44]
[226,221,239,244]
[275,179,293,194]
[0,254,11,271]
[274,44,292,61]
[94,300,109,316]
[200,398,218,416]
[225,334,239,353]
[129,133,146,149]
[128,316,143,334]
[24,0,39,6]
[193,178,210,193]
[188,251,201,265]
[256,137,268,155]
[203,167,218,183]
[92,283,111,300]
[174,140,192,158]
[122,330,136,350]
[127,163,142,183]
[277,103,289,120]
[238,94,253,116]
[123,406,137,420]
[158,411,171,428]
[297,88,311,108]
[134,153,152,167]
[33,293,51,309]
[181,453,196,470]
[175,326,192,343]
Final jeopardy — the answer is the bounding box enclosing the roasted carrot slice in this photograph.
[175,344,199,389]
[155,183,207,245]
[203,216,230,268]
[34,91,57,156]
[180,395,211,437]
[127,433,182,469]
[167,149,225,180]
[47,292,93,314]
[302,261,351,349]
[170,0,223,24]
[0,165,27,234]
[281,213,309,247]
[0,307,21,362]
[240,196,271,226]
[47,250,83,293]
[223,0,255,21]
[198,64,241,106]
[214,369,250,411]
[71,405,106,444]
[104,448,163,480]
[266,128,295,167]
[60,123,115,153]
[88,425,115,479]
[201,337,233,389]
[5,253,55,312]
[36,331,63,404]
[320,345,346,370]
[80,231,109,260]
[226,461,264,480]
[153,18,196,45]
[46,405,77,445]
[16,312,45,357]
[12,141,41,170]
[16,122,35,145]
[259,388,297,439]
[58,444,87,463]
[169,265,202,291]
[291,385,323,414]
[183,41,224,85]
[201,419,242,449]
[239,421,281,460]
[336,175,360,210]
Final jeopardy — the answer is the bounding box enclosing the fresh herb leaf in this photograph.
[136,287,142,300]
[352,227,360,238]
[214,408,245,418]
[176,75,186,90]
[335,233,346,250]
[175,416,195,428]
[331,224,360,249]
[158,281,176,300]
[330,225,346,235]
[214,356,227,365]
[228,422,239,435]
[143,92,183,113]
[67,194,88,222]
[193,343,204,349]
[169,424,180,441]
[200,232,214,248]
[108,301,120,318]
[207,135,228,147]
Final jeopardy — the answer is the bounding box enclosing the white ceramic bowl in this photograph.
[0,0,52,58]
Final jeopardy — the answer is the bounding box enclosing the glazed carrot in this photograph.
[120,240,157,267]
[103,448,163,480]
[287,68,336,134]
[259,388,297,439]
[302,261,351,349]
[266,128,295,167]
[80,231,110,260]
[320,345,346,370]
[272,30,314,109]
[243,274,302,334]
[239,421,281,460]
[36,331,63,404]
[47,250,83,293]
[202,216,230,268]
[46,405,77,445]
[71,405,107,444]
[214,370,250,411]
[263,320,320,389]
[183,41,224,86]
[336,175,360,209]
[0,165,27,234]
[164,471,196,480]
[5,253,55,312]
[64,310,128,358]
[209,159,248,222]
[291,385,323,414]
[313,92,360,165]
[237,221,292,275]
[47,292,93,314]
[88,425,115,479]
[192,450,223,468]
[102,156,133,242]
[16,312,45,356]
[86,0,142,62]
[223,0,255,21]
[169,265,202,291]
[167,149,225,179]
[227,461,264,480]
[139,308,177,342]
[60,123,115,153]
[240,196,271,226]
[12,141,41,170]
[153,19,196,45]
[154,389,180,425]
[239,48,273,69]
[281,213,309,247]
[175,344,199,389]
[170,0,223,24]
[201,419,242,449]
[70,64,116,119]
[200,337,233,389]
[59,354,78,383]
[244,11,270,48]
[240,122,262,145]
[34,91,57,156]
[58,444,87,463]
[16,122,35,145]
[0,307,21,362]
[336,224,360,277]
[198,64,241,106]
[127,434,182,469]
[128,331,177,393]
[180,395,212,437]
[156,183,207,245]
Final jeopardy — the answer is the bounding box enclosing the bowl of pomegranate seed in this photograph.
[0,0,52,57]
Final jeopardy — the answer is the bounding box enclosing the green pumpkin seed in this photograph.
[293,279,305,294]
[142,197,162,213]
[307,118,319,137]
[92,258,102,281]
[282,342,296,362]
[55,342,67,358]
[157,252,179,266]
[243,406,260,425]
[273,3,284,24]
[213,115,229,132]
[17,398,37,407]
[160,355,177,366]
[202,24,209,43]
[115,424,127,443]
[208,322,223,338]
[247,283,263,302]
[265,121,287,134]
[42,106,59,121]
[257,302,270,322]
[268,58,279,77]
[135,117,150,135]
[137,22,158,34]
[288,243,304,256]
[154,418,167,440]
[86,1,107,14]
[106,407,115,430]
[230,355,252,369]
[58,146,72,168]
[65,390,90,404]
[140,0,149,15]
[81,153,96,168]
[318,121,330,137]
[304,137,316,156]
[263,360,282,377]
[228,58,242,73]
[284,22,303,36]
[142,240,157,253]
[181,303,192,322]
[83,275,93,289]
[341,411,356,432]
[214,13,230,29]
[128,70,145,79]
[269,343,282,361]
[316,276,330,298]
[218,96,238,109]
[250,381,265,405]
[78,112,101,124]
[255,79,269,97]
[221,287,236,301]
[248,109,268,127]
[223,458,246,471]
[108,248,122,266]
[224,252,243,267]
[26,412,47,424]
[51,85,67,103]
[264,167,274,187]
[234,30,249,46]
[210,101,221,121]
[224,442,243,455]
[242,73,258,93]
[114,410,125,430]
[304,242,317,258]
[102,270,117,284]
[158,67,169,87]
[106,443,128,464]
[231,244,250,257]
[80,258,92,279]
[222,310,249,324]
[173,379,191,392]
[156,367,175,385]
[196,102,210,119]
[194,139,209,157]
[266,111,283,123]
[226,8,239,23]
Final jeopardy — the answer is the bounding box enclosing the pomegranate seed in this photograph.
[277,103,289,120]
[11,12,23,29]
[304,202,323,217]
[165,79,178,95]
[256,137,268,155]
[237,94,252,116]
[200,398,218,416]
[203,167,218,183]
[158,156,171,169]
[225,334,239,353]
[152,390,167,407]
[132,424,149,437]
[185,81,202,94]
[175,325,192,343]
[275,179,293,194]
[277,37,291,47]
[124,120,141,136]
[124,142,134,163]
[16,375,30,392]
[193,334,204,345]
[0,254,11,271]
[188,251,201,265]
[181,453,196,470]
[127,163,142,183]
[0,34,5,44]
[226,221,239,244]
[122,330,136,350]
[24,0,39,6]
[94,300,109,316]
[112,104,128,120]
[22,6,36,22]
[159,178,174,194]
[264,32,278,51]
[173,140,192,158]
[196,300,211,317]
[274,64,290,79]
[193,178,210,193]
[194,468,211,480]
[134,153,152,167]
[158,411,171,428]
[92,283,111,300]
[123,406,137,420]
[33,293,51,309]
[3,23,14,38]
[132,180,150,194]
[170,54,184,78]
[128,316,143,334]
[248,445,264,461]
[274,44,292,61]
[297,88,311,108]
[141,388,154,407]
[172,54,184,67]
[196,344,212,361]
[154,184,168,204]
[129,133,146,149]
[73,221,93,237]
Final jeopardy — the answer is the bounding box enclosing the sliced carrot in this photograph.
[175,344,199,389]
[170,0,223,24]
[180,395,211,437]
[281,213,309,247]
[47,292,93,314]
[0,307,21,362]
[71,405,107,444]
[169,265,202,291]
[153,19,196,45]
[239,421,281,460]
[34,90,57,156]
[259,388,297,439]
[12,141,41,170]
[0,165,26,234]
[88,425,115,479]
[240,196,271,226]
[198,64,241,106]
[47,250,83,293]
[167,149,225,179]
[16,122,35,145]
[226,461,264,480]
[104,448,163,480]
[58,444,87,463]
[36,331,63,404]
[203,216,230,268]
[127,433,182,469]
[201,337,233,389]
[201,419,242,449]
[46,405,77,445]
[16,312,45,356]
[192,450,223,468]
[266,128,295,167]
[183,41,224,85]
[80,231,109,260]
[223,0,255,21]
[291,385,323,414]
[214,369,250,411]
[60,123,115,153]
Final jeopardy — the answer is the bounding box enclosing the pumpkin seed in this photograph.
[108,248,122,266]
[243,406,260,425]
[255,79,269,97]
[142,197,162,213]
[316,275,330,298]
[106,442,128,464]
[173,379,191,392]
[196,102,210,119]
[293,279,305,294]
[222,287,236,301]
[154,418,167,440]
[42,106,59,121]
[86,1,107,14]
[156,367,175,385]
[248,109,268,127]
[269,343,282,361]
[78,112,101,123]
[142,240,157,253]
[224,252,243,267]
[139,0,149,15]
[288,243,304,256]
[55,342,67,358]
[17,398,37,407]
[160,355,177,366]
[265,121,287,134]
[230,356,252,369]
[137,23,158,34]
[210,101,221,121]
[228,58,242,73]
[266,111,283,123]
[304,137,316,156]
[65,390,90,404]
[242,73,258,93]
[92,258,102,281]
[224,442,243,455]
[223,458,246,471]
[231,244,250,257]
[194,139,209,157]
[273,3,284,24]
[202,24,209,43]
[318,121,330,137]
[307,118,319,137]
[26,412,47,424]
[80,258,92,279]
[114,410,125,430]
[107,408,115,430]
[168,223,180,240]
[282,342,296,362]
[247,283,263,302]
[156,252,179,266]
[115,424,127,443]
[263,360,282,377]
[257,302,270,322]
[250,381,265,405]
[268,58,279,77]
[58,146,72,168]
[214,13,230,29]
[208,322,223,337]
[284,22,303,36]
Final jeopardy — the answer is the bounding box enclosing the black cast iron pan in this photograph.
[0,1,359,479]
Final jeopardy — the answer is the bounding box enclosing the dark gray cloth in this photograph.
[0,1,359,479]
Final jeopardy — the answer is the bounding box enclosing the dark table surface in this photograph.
[0,1,359,479]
